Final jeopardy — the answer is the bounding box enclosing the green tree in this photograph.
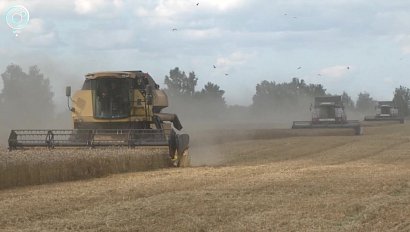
[199,82,225,103]
[198,82,226,107]
[356,92,375,113]
[0,64,54,129]
[164,67,197,97]
[341,91,354,109]
[393,86,410,116]
[196,82,226,118]
[252,78,326,110]
[185,72,197,96]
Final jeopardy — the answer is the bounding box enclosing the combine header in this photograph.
[8,71,190,167]
[364,101,404,124]
[292,96,362,135]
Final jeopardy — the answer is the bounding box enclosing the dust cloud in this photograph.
[0,64,367,168]
[164,94,319,166]
[0,64,73,146]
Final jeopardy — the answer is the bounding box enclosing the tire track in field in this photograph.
[297,136,410,166]
[332,138,410,165]
[338,181,410,231]
[204,136,357,166]
[351,139,410,162]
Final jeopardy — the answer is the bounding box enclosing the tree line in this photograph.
[163,67,410,119]
[1,64,410,129]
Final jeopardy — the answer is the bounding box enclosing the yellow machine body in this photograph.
[9,70,189,167]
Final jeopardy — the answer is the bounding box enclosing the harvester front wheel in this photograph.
[177,149,190,167]
[170,148,190,167]
[169,132,190,167]
[354,126,363,135]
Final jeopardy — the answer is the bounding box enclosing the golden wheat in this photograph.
[0,147,170,189]
[1,122,409,231]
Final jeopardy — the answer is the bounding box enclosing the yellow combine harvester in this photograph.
[8,71,190,167]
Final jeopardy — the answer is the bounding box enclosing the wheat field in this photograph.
[0,147,170,189]
[0,122,409,231]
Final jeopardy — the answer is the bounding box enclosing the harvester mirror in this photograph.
[136,77,144,89]
[147,95,153,105]
[146,85,153,105]
[66,86,71,97]
[146,84,153,95]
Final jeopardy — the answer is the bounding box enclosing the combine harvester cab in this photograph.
[364,101,404,124]
[8,71,190,167]
[292,96,362,135]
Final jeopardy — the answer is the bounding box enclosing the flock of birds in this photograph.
[169,2,352,79]
[296,66,350,77]
[171,2,200,32]
[170,1,230,77]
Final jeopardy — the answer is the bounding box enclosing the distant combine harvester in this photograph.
[364,101,404,124]
[292,96,362,135]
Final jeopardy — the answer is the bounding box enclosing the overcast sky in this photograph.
[2,0,410,110]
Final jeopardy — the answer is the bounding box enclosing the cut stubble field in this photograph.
[0,123,409,231]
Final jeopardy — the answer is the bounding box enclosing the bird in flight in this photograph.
[213,65,216,68]
[172,28,178,31]
[346,66,350,70]
[196,3,199,6]
[225,73,229,76]
[297,66,302,70]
